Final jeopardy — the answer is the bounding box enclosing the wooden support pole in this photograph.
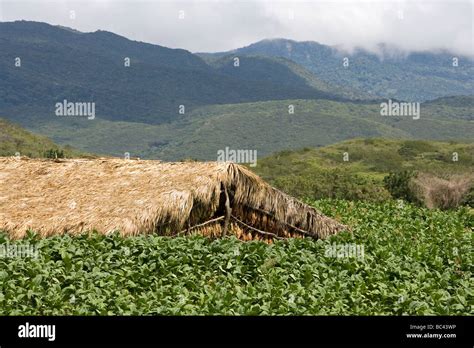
[223,186,232,236]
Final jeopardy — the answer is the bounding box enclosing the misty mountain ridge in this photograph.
[211,38,473,61]
[200,38,474,101]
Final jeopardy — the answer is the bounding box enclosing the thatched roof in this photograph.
[0,157,346,241]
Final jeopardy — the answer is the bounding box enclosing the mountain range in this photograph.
[0,21,346,126]
[0,21,472,160]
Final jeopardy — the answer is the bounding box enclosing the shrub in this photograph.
[274,169,390,202]
[43,148,64,159]
[383,171,421,204]
[460,186,474,207]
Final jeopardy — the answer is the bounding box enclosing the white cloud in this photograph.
[1,0,472,56]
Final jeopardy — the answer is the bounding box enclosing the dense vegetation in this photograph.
[253,138,473,204]
[206,54,369,100]
[0,200,471,315]
[29,97,474,160]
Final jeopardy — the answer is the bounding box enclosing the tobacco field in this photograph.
[0,200,472,315]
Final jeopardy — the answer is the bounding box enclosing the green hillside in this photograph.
[251,138,474,202]
[0,118,83,157]
[30,97,473,161]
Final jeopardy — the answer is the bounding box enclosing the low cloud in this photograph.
[1,0,472,56]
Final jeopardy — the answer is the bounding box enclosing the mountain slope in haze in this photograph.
[0,118,83,157]
[199,39,474,101]
[0,21,346,126]
[206,54,373,100]
[30,97,474,161]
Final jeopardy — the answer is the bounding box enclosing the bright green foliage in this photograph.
[0,200,471,315]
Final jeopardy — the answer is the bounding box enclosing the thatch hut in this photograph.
[0,157,346,241]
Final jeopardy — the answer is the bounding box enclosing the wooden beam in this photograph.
[175,216,225,236]
[231,214,283,240]
[241,204,318,239]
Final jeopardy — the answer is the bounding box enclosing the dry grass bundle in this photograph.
[0,157,347,240]
[411,173,473,210]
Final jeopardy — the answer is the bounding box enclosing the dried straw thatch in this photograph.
[0,157,346,241]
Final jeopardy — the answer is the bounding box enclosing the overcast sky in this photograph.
[1,0,472,56]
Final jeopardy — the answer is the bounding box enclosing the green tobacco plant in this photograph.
[0,200,471,315]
